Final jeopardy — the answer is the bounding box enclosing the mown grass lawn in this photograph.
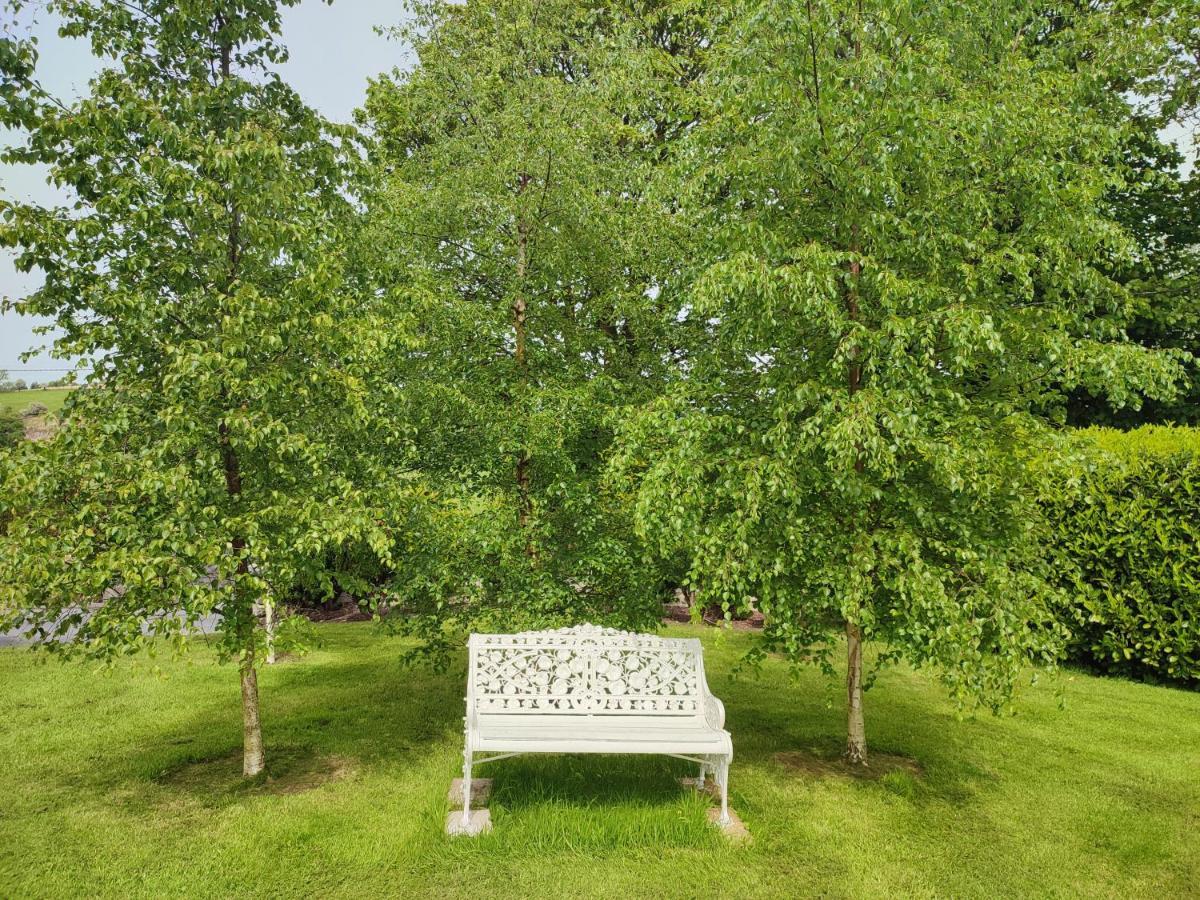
[0,387,75,415]
[1,623,1197,898]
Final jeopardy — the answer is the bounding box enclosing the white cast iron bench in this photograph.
[459,624,734,829]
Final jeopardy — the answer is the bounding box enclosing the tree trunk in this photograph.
[513,172,534,556]
[264,599,276,665]
[217,24,265,777]
[240,657,265,777]
[844,620,867,765]
[223,465,264,776]
[844,216,867,765]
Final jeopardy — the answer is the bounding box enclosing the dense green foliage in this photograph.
[357,0,697,657]
[0,406,22,447]
[2,622,1199,897]
[1044,426,1200,685]
[1,0,1195,789]
[611,0,1188,761]
[0,0,423,774]
[1051,3,1200,427]
[1066,129,1199,427]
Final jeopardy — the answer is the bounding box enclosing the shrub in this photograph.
[0,409,24,448]
[20,402,48,418]
[1045,426,1200,686]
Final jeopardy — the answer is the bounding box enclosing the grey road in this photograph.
[0,612,223,648]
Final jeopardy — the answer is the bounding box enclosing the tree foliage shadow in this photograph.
[715,672,1003,807]
[119,650,466,800]
[482,753,699,813]
[99,632,1002,813]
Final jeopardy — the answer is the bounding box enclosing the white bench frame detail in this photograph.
[460,623,733,828]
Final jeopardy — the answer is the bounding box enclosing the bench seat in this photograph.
[458,624,734,830]
[473,714,734,755]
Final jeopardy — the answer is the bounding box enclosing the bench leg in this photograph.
[697,760,707,790]
[462,748,472,825]
[717,757,730,826]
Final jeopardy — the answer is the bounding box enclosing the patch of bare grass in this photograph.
[156,747,355,801]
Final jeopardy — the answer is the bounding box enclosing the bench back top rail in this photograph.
[468,624,709,716]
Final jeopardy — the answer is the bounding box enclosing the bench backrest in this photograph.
[467,624,707,717]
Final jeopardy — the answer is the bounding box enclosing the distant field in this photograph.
[0,386,76,414]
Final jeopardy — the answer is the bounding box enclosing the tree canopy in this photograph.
[356,0,700,661]
[0,0,422,776]
[0,0,1195,772]
[610,0,1190,761]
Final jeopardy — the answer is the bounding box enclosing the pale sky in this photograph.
[0,0,413,377]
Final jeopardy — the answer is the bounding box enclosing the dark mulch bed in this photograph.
[293,591,372,623]
[663,602,764,630]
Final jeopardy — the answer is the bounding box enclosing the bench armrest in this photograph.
[704,692,726,730]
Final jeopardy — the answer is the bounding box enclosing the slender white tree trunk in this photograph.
[844,620,867,765]
[241,658,265,777]
[264,600,276,665]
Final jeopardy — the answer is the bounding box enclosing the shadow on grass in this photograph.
[487,753,699,811]
[435,754,727,855]
[714,670,1002,808]
[119,648,466,800]
[155,746,356,805]
[109,627,999,819]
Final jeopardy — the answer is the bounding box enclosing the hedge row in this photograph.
[0,409,24,449]
[1045,426,1200,687]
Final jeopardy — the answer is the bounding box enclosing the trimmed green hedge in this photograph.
[1046,426,1199,686]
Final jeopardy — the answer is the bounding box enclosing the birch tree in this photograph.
[611,0,1188,764]
[358,0,692,657]
[0,0,413,777]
